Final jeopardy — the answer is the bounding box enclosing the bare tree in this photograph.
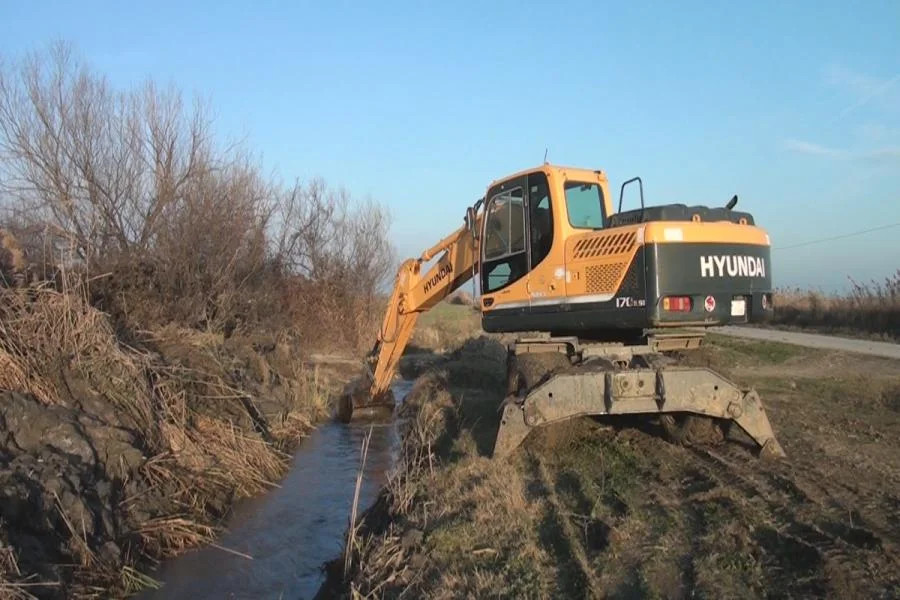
[0,41,396,345]
[0,41,212,266]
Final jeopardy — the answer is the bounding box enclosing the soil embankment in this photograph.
[0,286,341,599]
[324,334,900,599]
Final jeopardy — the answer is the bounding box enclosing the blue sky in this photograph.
[2,0,899,291]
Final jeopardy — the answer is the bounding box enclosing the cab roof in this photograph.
[488,163,608,188]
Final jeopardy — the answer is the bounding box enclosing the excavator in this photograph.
[339,164,785,459]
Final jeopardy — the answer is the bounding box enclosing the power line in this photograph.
[773,221,900,250]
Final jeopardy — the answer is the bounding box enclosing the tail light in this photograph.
[662,296,692,312]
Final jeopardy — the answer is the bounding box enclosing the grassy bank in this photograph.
[0,283,348,598]
[327,334,900,599]
[772,272,900,341]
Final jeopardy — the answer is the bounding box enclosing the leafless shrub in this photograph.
[0,43,212,264]
[271,178,395,349]
[0,42,395,349]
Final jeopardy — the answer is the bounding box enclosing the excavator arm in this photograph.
[338,202,484,419]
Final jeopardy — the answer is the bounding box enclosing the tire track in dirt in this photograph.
[531,426,704,598]
[686,443,899,597]
[522,453,603,599]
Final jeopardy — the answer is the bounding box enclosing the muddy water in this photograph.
[139,380,413,600]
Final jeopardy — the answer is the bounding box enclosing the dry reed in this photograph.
[138,517,217,559]
[773,270,900,339]
[344,425,374,578]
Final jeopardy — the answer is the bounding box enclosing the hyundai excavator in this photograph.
[339,164,785,459]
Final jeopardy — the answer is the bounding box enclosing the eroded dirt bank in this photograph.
[0,287,340,599]
[323,335,900,599]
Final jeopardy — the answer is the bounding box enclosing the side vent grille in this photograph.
[586,263,627,294]
[572,231,637,260]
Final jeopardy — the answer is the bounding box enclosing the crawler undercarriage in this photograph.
[494,331,786,459]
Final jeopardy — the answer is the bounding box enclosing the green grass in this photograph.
[706,333,814,365]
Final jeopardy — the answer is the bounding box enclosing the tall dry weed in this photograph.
[774,270,900,339]
[0,284,158,436]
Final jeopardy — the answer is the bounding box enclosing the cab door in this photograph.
[523,170,563,307]
[480,174,529,308]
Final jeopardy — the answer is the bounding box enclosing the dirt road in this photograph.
[707,325,900,359]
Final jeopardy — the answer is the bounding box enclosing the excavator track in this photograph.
[494,332,785,460]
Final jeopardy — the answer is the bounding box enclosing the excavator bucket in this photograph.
[493,342,786,461]
[336,372,396,423]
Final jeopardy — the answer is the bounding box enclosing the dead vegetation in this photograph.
[325,335,900,599]
[773,271,900,341]
[0,41,394,351]
[0,280,341,597]
[0,42,393,598]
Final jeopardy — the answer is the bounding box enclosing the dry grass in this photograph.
[773,270,900,340]
[410,301,482,352]
[137,518,217,559]
[340,344,563,599]
[344,426,373,578]
[337,334,900,599]
[0,279,342,597]
[0,284,116,407]
[190,416,289,497]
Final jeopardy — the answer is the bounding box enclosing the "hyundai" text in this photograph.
[699,255,766,278]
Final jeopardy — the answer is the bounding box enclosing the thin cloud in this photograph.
[824,64,893,97]
[857,146,900,165]
[854,123,899,142]
[822,64,900,126]
[783,138,846,157]
[784,138,900,166]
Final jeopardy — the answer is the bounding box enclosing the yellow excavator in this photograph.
[339,164,785,459]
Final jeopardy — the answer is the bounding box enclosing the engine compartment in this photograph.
[608,204,756,228]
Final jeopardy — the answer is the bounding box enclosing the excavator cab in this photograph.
[339,164,785,460]
[477,165,773,339]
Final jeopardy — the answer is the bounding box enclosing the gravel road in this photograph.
[707,326,900,360]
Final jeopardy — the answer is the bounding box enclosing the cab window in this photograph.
[482,186,527,293]
[528,171,553,268]
[565,181,605,229]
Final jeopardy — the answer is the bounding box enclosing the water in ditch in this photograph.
[138,379,414,600]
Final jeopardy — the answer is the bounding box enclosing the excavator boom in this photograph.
[337,204,483,420]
